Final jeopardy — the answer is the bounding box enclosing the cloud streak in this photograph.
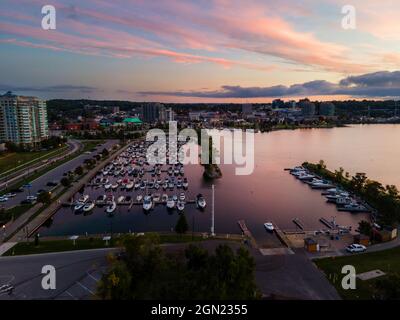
[139,71,400,99]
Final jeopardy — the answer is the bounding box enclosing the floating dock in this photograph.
[319,217,335,229]
[292,218,305,230]
[237,220,258,249]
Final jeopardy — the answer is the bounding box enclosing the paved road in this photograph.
[0,140,79,190]
[2,140,118,209]
[0,248,117,300]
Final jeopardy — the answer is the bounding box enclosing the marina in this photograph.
[39,127,389,240]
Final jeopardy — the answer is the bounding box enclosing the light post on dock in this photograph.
[211,184,215,237]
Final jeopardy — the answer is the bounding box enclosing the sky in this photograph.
[0,0,400,102]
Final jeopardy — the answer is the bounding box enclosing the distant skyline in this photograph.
[1,0,400,102]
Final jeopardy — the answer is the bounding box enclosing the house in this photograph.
[304,237,319,252]
[373,226,398,242]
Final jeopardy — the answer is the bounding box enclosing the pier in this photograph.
[319,217,335,229]
[292,218,305,230]
[237,220,258,249]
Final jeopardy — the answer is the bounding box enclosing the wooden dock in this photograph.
[292,218,305,230]
[319,217,335,229]
[237,220,258,248]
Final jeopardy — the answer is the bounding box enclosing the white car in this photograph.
[26,195,37,201]
[346,244,367,253]
[0,196,9,202]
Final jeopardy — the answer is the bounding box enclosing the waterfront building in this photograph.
[142,103,163,123]
[319,102,335,117]
[242,103,253,117]
[299,98,316,117]
[0,91,49,147]
[159,107,175,122]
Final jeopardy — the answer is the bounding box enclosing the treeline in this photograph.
[97,234,259,300]
[2,136,66,152]
[304,161,400,226]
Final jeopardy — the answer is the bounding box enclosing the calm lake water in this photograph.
[40,124,400,242]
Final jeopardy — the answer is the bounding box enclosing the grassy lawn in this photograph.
[0,145,68,176]
[315,247,400,299]
[4,238,117,256]
[3,233,228,256]
[81,140,105,152]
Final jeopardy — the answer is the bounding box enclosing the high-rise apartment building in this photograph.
[0,91,49,147]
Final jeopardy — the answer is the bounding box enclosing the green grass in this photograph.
[3,233,233,256]
[0,145,68,176]
[81,140,105,152]
[4,238,118,256]
[315,246,400,299]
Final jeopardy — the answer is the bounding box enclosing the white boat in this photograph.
[166,198,175,209]
[153,193,161,202]
[74,202,85,212]
[161,194,168,202]
[134,181,141,189]
[136,194,143,202]
[83,201,95,212]
[179,192,185,201]
[106,201,117,214]
[182,178,189,189]
[143,196,153,211]
[163,182,168,190]
[78,194,89,203]
[336,196,353,205]
[339,203,368,212]
[196,194,206,209]
[297,173,315,180]
[111,183,119,190]
[104,183,112,190]
[176,201,185,212]
[117,196,125,204]
[264,222,274,232]
[125,181,134,190]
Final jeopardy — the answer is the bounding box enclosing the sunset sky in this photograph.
[1,0,400,102]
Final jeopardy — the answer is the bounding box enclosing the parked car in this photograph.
[46,181,58,187]
[26,195,37,201]
[36,189,47,195]
[4,193,16,198]
[10,187,24,193]
[346,244,367,253]
[0,196,9,202]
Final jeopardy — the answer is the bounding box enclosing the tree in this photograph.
[358,220,372,237]
[74,166,83,176]
[37,191,51,204]
[102,148,109,157]
[374,275,400,300]
[60,177,71,187]
[96,235,260,300]
[175,213,189,235]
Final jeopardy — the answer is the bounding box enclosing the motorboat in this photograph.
[166,197,175,210]
[106,201,117,214]
[196,194,206,209]
[339,203,368,212]
[134,181,141,189]
[125,181,134,190]
[264,222,274,232]
[179,192,186,201]
[78,194,89,203]
[310,180,334,189]
[111,183,119,190]
[104,183,112,190]
[172,195,178,202]
[142,195,153,211]
[180,167,184,175]
[74,202,85,212]
[336,196,353,205]
[117,196,125,204]
[153,193,161,202]
[136,194,143,202]
[83,201,95,212]
[297,172,315,180]
[161,194,168,202]
[182,178,189,189]
[176,201,185,212]
[163,182,168,190]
